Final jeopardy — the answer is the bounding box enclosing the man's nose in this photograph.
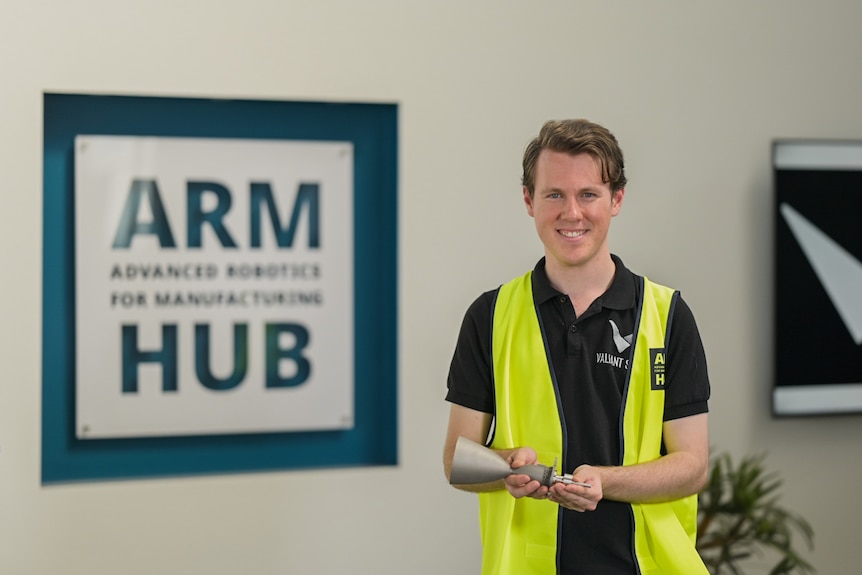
[562,197,581,219]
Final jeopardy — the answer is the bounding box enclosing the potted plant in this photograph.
[696,452,815,574]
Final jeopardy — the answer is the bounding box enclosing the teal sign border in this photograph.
[42,93,398,483]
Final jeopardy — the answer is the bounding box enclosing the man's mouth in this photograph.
[559,230,586,239]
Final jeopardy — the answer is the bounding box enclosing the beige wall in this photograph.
[2,1,861,573]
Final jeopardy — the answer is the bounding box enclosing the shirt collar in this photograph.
[531,255,637,311]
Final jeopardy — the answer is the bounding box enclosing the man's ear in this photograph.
[611,188,625,216]
[523,186,535,216]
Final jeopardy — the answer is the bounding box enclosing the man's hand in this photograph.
[503,447,551,499]
[548,464,602,511]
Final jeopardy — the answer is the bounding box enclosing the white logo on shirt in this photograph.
[609,319,633,353]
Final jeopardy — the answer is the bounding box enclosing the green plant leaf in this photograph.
[697,451,816,574]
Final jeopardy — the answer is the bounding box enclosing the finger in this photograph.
[505,475,535,489]
[530,486,550,499]
[507,479,541,497]
[550,489,592,510]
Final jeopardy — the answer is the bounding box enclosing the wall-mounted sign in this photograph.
[773,140,862,416]
[75,136,354,438]
[43,94,398,482]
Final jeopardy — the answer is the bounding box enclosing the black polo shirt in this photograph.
[446,255,710,574]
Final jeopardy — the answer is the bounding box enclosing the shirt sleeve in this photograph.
[664,295,711,421]
[445,290,496,414]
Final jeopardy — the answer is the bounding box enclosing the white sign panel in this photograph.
[75,136,354,438]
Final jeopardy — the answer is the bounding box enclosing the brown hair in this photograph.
[522,119,627,196]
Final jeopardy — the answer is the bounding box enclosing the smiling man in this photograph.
[443,119,711,574]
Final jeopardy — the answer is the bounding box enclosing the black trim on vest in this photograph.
[620,276,645,575]
[530,277,568,575]
[618,275,644,466]
[665,291,679,349]
[658,290,679,458]
[486,287,502,448]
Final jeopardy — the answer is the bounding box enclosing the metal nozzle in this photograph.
[449,437,590,488]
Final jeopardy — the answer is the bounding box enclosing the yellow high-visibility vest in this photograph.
[478,270,707,574]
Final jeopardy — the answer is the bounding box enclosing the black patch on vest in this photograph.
[650,348,667,391]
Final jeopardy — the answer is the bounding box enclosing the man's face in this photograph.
[523,150,624,272]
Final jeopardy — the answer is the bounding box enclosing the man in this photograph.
[443,119,710,574]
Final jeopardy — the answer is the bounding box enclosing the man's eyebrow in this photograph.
[541,185,603,194]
